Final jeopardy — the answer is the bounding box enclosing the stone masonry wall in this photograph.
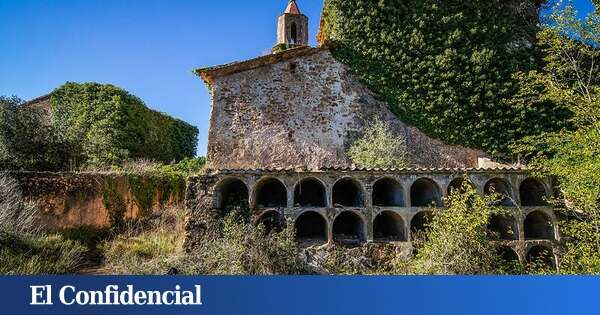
[6,172,185,231]
[206,49,487,170]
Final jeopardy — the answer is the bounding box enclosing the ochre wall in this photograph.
[10,172,185,231]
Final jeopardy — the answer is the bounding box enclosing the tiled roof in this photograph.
[285,1,301,14]
[195,46,328,84]
[207,165,530,175]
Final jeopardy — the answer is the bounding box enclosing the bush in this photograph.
[102,205,309,275]
[187,213,307,275]
[402,181,508,275]
[347,119,409,168]
[0,233,87,275]
[101,206,188,275]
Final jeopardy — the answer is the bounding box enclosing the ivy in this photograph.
[321,0,570,155]
[47,82,199,170]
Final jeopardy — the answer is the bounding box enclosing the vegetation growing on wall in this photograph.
[320,0,571,155]
[51,82,199,169]
[1,83,199,171]
[347,119,409,168]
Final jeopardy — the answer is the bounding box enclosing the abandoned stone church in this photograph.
[186,1,558,267]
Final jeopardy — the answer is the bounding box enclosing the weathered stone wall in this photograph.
[206,48,487,170]
[6,172,185,231]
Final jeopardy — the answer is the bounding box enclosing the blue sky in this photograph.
[0,0,595,156]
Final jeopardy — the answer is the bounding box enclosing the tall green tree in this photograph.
[515,1,600,274]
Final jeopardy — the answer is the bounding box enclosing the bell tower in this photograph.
[274,0,309,52]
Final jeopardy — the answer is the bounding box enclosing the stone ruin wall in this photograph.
[206,49,487,171]
[5,172,185,231]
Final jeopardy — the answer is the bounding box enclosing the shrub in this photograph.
[0,175,39,235]
[102,205,309,275]
[101,206,188,275]
[186,213,307,275]
[0,233,87,275]
[347,119,409,168]
[403,182,509,275]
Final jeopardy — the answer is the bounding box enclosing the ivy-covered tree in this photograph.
[321,0,569,155]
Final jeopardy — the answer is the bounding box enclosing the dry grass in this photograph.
[0,174,87,274]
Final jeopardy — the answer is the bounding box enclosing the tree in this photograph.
[514,1,600,274]
[347,119,409,168]
[0,96,70,171]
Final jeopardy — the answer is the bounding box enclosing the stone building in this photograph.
[196,1,491,171]
[187,1,559,268]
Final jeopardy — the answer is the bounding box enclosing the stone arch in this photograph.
[520,178,548,207]
[372,177,404,207]
[294,177,327,207]
[484,178,515,207]
[526,245,555,268]
[410,178,442,207]
[524,211,554,240]
[373,211,407,241]
[488,213,518,240]
[410,211,433,236]
[215,178,249,211]
[332,177,364,207]
[447,177,475,196]
[498,246,520,263]
[255,210,284,234]
[294,211,327,242]
[254,177,287,208]
[332,211,366,244]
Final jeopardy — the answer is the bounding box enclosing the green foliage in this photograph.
[347,119,409,168]
[404,182,507,275]
[187,213,307,275]
[0,96,71,171]
[513,2,600,274]
[101,206,308,275]
[101,207,188,275]
[50,82,198,169]
[0,233,87,275]
[322,0,569,155]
